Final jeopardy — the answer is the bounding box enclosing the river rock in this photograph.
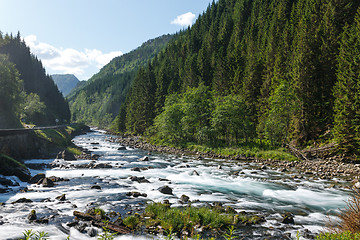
[117,146,127,150]
[56,150,77,161]
[158,185,173,195]
[126,191,147,198]
[87,227,98,237]
[12,198,33,204]
[191,170,200,176]
[180,194,190,203]
[0,177,17,186]
[131,167,141,172]
[27,209,37,221]
[139,156,149,162]
[354,182,360,189]
[129,176,150,183]
[29,173,46,184]
[91,185,101,190]
[56,194,66,201]
[282,213,295,224]
[94,163,112,169]
[41,178,54,187]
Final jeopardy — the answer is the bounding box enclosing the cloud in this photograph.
[171,12,196,27]
[23,35,123,80]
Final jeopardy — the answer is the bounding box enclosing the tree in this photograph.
[211,94,252,144]
[333,8,360,155]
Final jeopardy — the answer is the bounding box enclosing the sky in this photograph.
[0,0,213,80]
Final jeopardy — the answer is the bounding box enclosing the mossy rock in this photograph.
[0,154,30,182]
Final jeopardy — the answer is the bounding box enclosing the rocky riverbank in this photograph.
[110,135,360,186]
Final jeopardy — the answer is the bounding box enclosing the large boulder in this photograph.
[41,178,54,187]
[158,185,173,195]
[56,150,77,161]
[29,173,46,184]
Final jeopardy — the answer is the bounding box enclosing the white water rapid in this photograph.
[0,130,351,240]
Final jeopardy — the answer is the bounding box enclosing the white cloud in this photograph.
[23,35,123,80]
[171,12,196,27]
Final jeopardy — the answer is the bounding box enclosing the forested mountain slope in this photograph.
[0,33,70,128]
[68,34,173,127]
[113,0,360,157]
[52,74,80,96]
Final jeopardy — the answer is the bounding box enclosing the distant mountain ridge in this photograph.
[51,74,80,96]
[68,34,173,127]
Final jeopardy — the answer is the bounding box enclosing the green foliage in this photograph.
[316,232,360,240]
[112,0,360,157]
[223,225,236,240]
[69,34,172,128]
[0,153,26,169]
[0,54,23,128]
[144,202,236,235]
[333,7,360,156]
[20,93,46,124]
[0,32,70,126]
[21,229,49,240]
[123,214,141,229]
[97,220,117,240]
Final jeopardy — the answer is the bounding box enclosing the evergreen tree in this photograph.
[333,8,360,155]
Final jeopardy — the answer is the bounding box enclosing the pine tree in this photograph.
[333,8,360,155]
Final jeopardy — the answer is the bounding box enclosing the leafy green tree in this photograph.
[211,94,251,144]
[153,93,184,143]
[0,54,23,128]
[21,93,46,124]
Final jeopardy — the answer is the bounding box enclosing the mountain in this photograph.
[68,34,173,127]
[0,32,70,127]
[112,0,360,155]
[51,74,80,96]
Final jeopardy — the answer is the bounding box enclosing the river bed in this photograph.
[0,130,351,239]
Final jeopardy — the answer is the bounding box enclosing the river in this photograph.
[0,130,351,239]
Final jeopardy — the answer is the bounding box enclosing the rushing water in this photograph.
[0,130,351,240]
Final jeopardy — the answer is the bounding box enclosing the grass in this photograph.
[0,153,26,169]
[317,190,360,239]
[143,202,250,236]
[34,126,83,156]
[184,143,299,161]
[316,232,360,240]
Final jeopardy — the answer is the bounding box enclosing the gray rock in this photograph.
[139,156,149,161]
[29,173,45,184]
[56,150,77,161]
[56,194,66,201]
[41,178,54,187]
[282,213,295,224]
[117,146,127,150]
[158,186,173,195]
[27,210,37,221]
[0,177,17,186]
[180,194,190,203]
[12,198,33,204]
[91,185,101,190]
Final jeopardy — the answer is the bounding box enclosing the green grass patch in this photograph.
[0,153,26,169]
[316,231,360,240]
[66,147,82,155]
[143,202,249,235]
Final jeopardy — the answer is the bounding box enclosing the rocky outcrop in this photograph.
[56,150,76,161]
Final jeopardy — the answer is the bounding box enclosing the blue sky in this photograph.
[0,0,213,80]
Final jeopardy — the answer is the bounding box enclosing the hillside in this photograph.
[51,74,80,96]
[112,0,360,157]
[68,34,173,127]
[0,33,70,127]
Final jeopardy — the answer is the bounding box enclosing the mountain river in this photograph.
[0,130,351,239]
